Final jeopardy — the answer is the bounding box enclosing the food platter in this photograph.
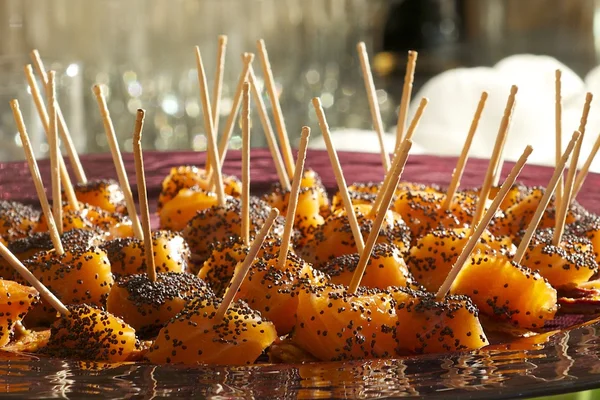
[2,148,600,398]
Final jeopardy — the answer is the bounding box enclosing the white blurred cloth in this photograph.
[311,54,600,173]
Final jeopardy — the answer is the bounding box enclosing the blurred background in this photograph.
[1,0,600,166]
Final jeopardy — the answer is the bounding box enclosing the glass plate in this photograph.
[2,150,600,399]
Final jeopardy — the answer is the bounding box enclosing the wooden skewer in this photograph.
[313,97,364,253]
[472,85,518,226]
[241,82,251,246]
[216,53,254,168]
[212,35,228,136]
[403,97,428,141]
[572,132,600,199]
[368,99,427,218]
[513,132,580,263]
[10,100,64,255]
[348,139,413,293]
[193,45,215,181]
[30,49,87,184]
[257,39,295,178]
[436,145,533,299]
[553,93,593,245]
[248,63,290,190]
[14,322,29,338]
[24,65,79,209]
[92,84,143,239]
[395,50,418,150]
[443,92,488,210]
[555,70,563,208]
[491,100,516,187]
[0,242,69,316]
[215,208,279,321]
[357,42,390,172]
[195,46,226,206]
[132,109,156,282]
[47,71,63,236]
[276,127,310,270]
[205,35,228,174]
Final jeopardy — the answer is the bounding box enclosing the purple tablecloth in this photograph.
[1,149,599,214]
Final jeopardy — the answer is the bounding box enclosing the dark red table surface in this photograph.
[1,148,599,214]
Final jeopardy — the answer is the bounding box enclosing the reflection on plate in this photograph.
[1,323,600,398]
[2,150,600,398]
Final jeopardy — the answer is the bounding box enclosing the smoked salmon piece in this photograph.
[520,228,597,288]
[490,188,582,238]
[330,182,442,213]
[450,254,558,330]
[464,183,529,211]
[101,230,190,278]
[263,186,325,247]
[393,190,476,238]
[159,188,220,231]
[43,304,137,362]
[567,214,600,265]
[198,237,281,296]
[35,202,133,239]
[321,243,417,290]
[292,284,398,361]
[71,179,126,214]
[301,169,331,218]
[106,272,214,337]
[23,247,114,325]
[146,297,277,365]
[232,253,328,335]
[0,201,40,244]
[407,227,515,292]
[298,204,411,268]
[389,287,488,354]
[157,165,241,212]
[0,280,39,347]
[183,197,284,264]
[0,229,104,281]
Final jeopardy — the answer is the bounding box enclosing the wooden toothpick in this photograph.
[248,63,290,190]
[357,42,390,172]
[205,35,228,174]
[555,70,563,208]
[257,39,295,178]
[553,93,593,245]
[215,208,280,321]
[443,92,488,210]
[572,132,600,199]
[24,65,79,209]
[30,49,87,184]
[395,50,418,150]
[436,145,533,299]
[349,139,413,293]
[241,82,251,246]
[514,132,580,263]
[92,84,143,239]
[132,109,156,281]
[216,53,255,167]
[403,97,428,141]
[369,99,427,218]
[47,71,63,236]
[0,242,69,316]
[212,35,228,136]
[276,127,311,270]
[195,46,226,206]
[313,97,364,253]
[472,85,518,226]
[10,100,64,255]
